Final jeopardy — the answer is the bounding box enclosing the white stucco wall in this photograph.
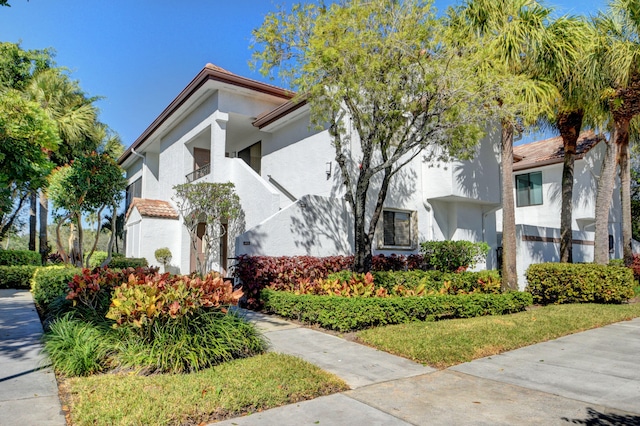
[426,131,501,204]
[236,195,354,257]
[125,207,182,272]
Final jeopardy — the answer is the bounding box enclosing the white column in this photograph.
[210,111,229,182]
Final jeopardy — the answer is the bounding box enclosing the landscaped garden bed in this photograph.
[24,263,348,425]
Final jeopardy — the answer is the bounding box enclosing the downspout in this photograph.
[131,147,146,166]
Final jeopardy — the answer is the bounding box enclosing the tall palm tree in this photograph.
[25,68,99,261]
[591,0,640,264]
[448,0,571,289]
[533,17,601,263]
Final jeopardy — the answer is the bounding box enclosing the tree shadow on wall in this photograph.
[288,165,417,255]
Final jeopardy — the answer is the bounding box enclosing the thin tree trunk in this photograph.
[557,110,583,263]
[85,206,105,268]
[501,121,518,290]
[28,191,36,251]
[55,214,71,263]
[0,190,29,241]
[39,191,48,263]
[102,204,117,267]
[594,127,623,264]
[76,217,84,267]
[619,140,633,265]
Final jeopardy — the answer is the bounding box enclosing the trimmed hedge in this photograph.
[108,257,148,269]
[31,265,82,308]
[526,263,635,305]
[0,265,39,289]
[0,250,41,266]
[261,289,532,332]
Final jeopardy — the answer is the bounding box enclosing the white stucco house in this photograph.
[118,64,622,289]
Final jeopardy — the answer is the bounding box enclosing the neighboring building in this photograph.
[499,131,622,284]
[118,64,620,289]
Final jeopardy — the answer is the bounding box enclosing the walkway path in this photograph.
[0,289,65,426]
[217,310,640,425]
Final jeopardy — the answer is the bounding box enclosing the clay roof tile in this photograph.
[126,198,178,220]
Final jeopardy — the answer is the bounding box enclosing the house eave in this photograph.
[118,65,294,167]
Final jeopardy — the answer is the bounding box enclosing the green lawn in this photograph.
[63,352,348,426]
[356,303,640,369]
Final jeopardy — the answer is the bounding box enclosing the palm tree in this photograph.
[25,68,99,261]
[533,17,601,263]
[591,0,640,264]
[448,0,572,289]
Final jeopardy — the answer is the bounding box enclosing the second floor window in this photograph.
[515,171,543,207]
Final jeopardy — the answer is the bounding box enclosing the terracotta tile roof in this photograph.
[513,130,605,171]
[127,198,178,220]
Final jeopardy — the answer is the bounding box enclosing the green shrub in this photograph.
[0,265,38,289]
[115,310,266,374]
[261,289,532,332]
[0,249,41,266]
[420,240,489,272]
[154,247,172,272]
[88,251,126,268]
[525,263,635,305]
[88,251,108,268]
[30,265,81,308]
[108,256,148,269]
[43,314,115,377]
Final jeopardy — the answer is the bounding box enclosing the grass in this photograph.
[356,303,640,369]
[63,352,348,426]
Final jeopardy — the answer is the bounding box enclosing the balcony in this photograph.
[185,163,210,183]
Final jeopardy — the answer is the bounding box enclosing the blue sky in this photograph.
[0,0,608,149]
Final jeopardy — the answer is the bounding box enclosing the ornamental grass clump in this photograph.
[43,313,115,377]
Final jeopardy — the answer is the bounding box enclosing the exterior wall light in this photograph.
[326,162,332,179]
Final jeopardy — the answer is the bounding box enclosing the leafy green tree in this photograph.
[173,182,242,275]
[448,0,575,289]
[252,0,488,272]
[0,42,55,245]
[591,0,640,264]
[0,42,52,91]
[48,152,126,267]
[0,90,59,240]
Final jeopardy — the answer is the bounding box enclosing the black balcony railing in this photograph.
[186,163,211,183]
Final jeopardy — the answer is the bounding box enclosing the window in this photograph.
[125,178,142,210]
[383,210,412,247]
[515,171,542,207]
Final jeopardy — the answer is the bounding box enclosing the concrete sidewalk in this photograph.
[217,311,640,425]
[0,289,65,426]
